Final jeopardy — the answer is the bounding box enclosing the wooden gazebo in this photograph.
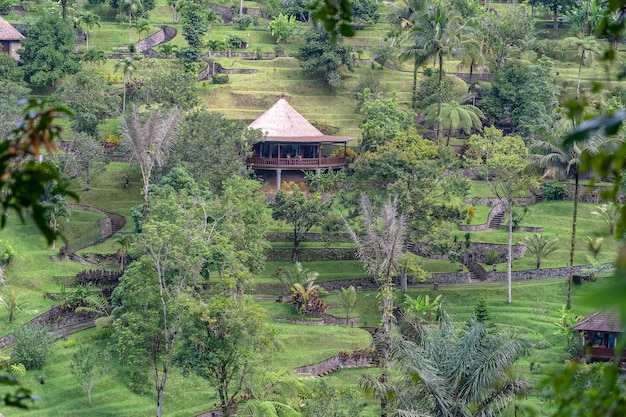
[572,309,626,361]
[245,98,352,190]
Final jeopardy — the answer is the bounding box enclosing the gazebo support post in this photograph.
[276,169,282,191]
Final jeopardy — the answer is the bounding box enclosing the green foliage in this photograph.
[486,249,500,265]
[297,28,354,89]
[11,324,55,370]
[277,262,319,295]
[271,183,332,262]
[472,296,491,324]
[413,73,457,111]
[301,379,364,417]
[175,293,274,415]
[235,14,253,30]
[337,285,357,319]
[541,181,569,201]
[591,203,620,235]
[479,9,536,69]
[0,240,15,267]
[351,0,380,27]
[165,110,261,191]
[138,66,199,110]
[402,293,442,320]
[70,343,111,407]
[0,80,30,139]
[521,234,560,269]
[553,305,581,356]
[303,168,346,192]
[292,280,327,317]
[542,362,626,417]
[3,99,78,245]
[53,70,119,138]
[20,15,81,86]
[586,236,604,259]
[359,92,412,151]
[0,53,24,84]
[73,134,109,191]
[269,13,296,43]
[181,1,207,64]
[393,309,530,417]
[212,74,229,84]
[482,57,560,136]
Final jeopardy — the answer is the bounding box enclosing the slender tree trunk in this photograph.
[436,53,443,145]
[567,173,579,310]
[379,275,393,417]
[576,50,584,99]
[507,201,513,303]
[122,82,127,114]
[293,232,300,263]
[86,33,89,50]
[412,57,419,109]
[553,7,558,31]
[142,177,149,221]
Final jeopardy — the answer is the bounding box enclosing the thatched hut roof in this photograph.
[248,98,351,143]
[0,16,24,41]
[573,309,622,333]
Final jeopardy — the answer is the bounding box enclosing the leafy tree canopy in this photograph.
[297,27,354,89]
[20,15,81,86]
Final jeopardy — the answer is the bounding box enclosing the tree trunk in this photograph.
[141,177,149,221]
[292,232,300,263]
[553,7,558,31]
[122,82,127,114]
[567,173,579,310]
[507,202,513,303]
[436,53,443,145]
[576,50,584,99]
[379,277,393,417]
[412,57,419,109]
[400,267,407,292]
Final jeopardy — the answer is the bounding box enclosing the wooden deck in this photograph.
[583,346,626,360]
[246,156,346,169]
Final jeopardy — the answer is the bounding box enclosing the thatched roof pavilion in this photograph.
[246,98,352,190]
[0,16,24,61]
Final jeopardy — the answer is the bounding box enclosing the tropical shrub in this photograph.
[12,324,55,370]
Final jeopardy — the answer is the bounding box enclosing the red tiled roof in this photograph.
[572,309,623,333]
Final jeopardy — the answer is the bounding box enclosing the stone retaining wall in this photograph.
[294,351,375,376]
[136,29,165,52]
[485,264,612,281]
[266,232,350,242]
[265,248,357,261]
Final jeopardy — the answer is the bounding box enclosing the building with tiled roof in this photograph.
[572,309,626,361]
[0,16,24,61]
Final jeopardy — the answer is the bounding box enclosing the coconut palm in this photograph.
[424,100,484,145]
[521,234,560,269]
[529,132,622,309]
[114,57,136,114]
[563,36,600,99]
[391,309,530,417]
[402,0,477,143]
[159,43,177,59]
[125,0,143,46]
[591,203,620,235]
[78,11,101,50]
[83,49,107,67]
[132,19,151,42]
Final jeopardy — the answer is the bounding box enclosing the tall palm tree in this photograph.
[345,196,407,417]
[132,19,151,42]
[118,106,182,220]
[424,100,484,145]
[392,309,530,417]
[529,132,622,309]
[563,36,600,99]
[83,49,108,67]
[78,11,101,50]
[402,0,477,144]
[114,57,136,114]
[125,0,143,46]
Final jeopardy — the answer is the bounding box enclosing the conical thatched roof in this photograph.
[249,98,351,143]
[0,16,24,41]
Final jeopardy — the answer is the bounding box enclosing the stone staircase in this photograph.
[489,210,505,228]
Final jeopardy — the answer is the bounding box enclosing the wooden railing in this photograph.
[245,156,346,169]
[583,346,626,359]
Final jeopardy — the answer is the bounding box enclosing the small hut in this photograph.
[0,16,24,61]
[572,309,626,361]
[245,98,352,190]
